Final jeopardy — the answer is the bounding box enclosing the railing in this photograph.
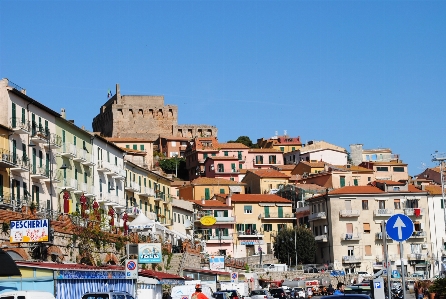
[374,209,395,216]
[125,181,140,192]
[75,148,88,162]
[0,148,16,165]
[208,235,233,241]
[410,231,427,238]
[260,213,294,219]
[342,256,362,262]
[138,186,155,197]
[237,230,263,236]
[214,216,236,223]
[404,208,425,216]
[339,210,360,217]
[61,142,77,157]
[342,233,361,241]
[308,211,326,221]
[10,117,30,132]
[11,157,29,170]
[46,133,62,148]
[375,232,391,239]
[30,165,49,178]
[407,253,427,260]
[315,234,328,242]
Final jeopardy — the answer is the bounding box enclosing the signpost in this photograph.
[386,214,414,299]
[231,272,238,283]
[125,259,138,279]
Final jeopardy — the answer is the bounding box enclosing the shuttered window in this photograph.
[363,223,371,233]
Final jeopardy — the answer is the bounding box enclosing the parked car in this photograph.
[303,267,319,273]
[82,291,134,299]
[250,290,273,299]
[214,292,232,299]
[270,288,287,299]
[225,290,243,299]
[0,291,56,299]
[321,295,371,299]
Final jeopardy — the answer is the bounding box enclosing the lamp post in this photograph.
[432,152,446,230]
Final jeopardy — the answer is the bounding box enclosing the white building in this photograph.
[284,140,347,166]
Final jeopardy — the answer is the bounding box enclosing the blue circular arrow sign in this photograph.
[385,214,414,242]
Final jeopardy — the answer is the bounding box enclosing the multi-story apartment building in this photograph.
[359,160,409,182]
[242,169,289,194]
[415,166,445,186]
[192,197,235,256]
[0,79,62,213]
[284,140,347,165]
[247,148,284,169]
[171,197,194,243]
[57,112,95,214]
[106,137,154,169]
[185,136,220,180]
[0,124,13,205]
[156,135,190,158]
[257,132,302,154]
[308,182,430,276]
[350,144,399,166]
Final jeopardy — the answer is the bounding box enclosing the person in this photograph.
[192,284,209,299]
[327,284,334,295]
[334,282,345,295]
[416,282,424,299]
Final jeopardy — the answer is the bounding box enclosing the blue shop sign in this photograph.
[55,270,126,279]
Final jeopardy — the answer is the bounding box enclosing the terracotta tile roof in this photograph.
[191,177,246,186]
[294,183,327,191]
[171,180,190,187]
[139,269,185,280]
[331,165,373,172]
[120,147,147,154]
[363,149,392,154]
[300,161,326,168]
[374,180,406,185]
[208,156,239,161]
[407,185,427,193]
[248,148,283,153]
[191,199,229,207]
[328,186,385,195]
[424,185,443,195]
[159,135,191,141]
[106,137,151,142]
[247,169,290,178]
[218,143,249,149]
[273,165,296,171]
[363,161,408,166]
[239,169,248,174]
[230,194,292,203]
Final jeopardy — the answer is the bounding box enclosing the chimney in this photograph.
[226,193,232,206]
[201,196,205,205]
[61,108,66,119]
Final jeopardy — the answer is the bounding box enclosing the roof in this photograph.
[16,261,123,271]
[218,143,249,149]
[424,185,444,195]
[191,199,230,208]
[106,137,152,142]
[230,194,292,203]
[294,183,327,192]
[207,156,239,161]
[159,135,191,141]
[139,269,185,280]
[330,165,373,172]
[183,268,230,275]
[373,180,406,186]
[190,177,246,186]
[299,161,326,168]
[328,186,385,195]
[246,169,290,179]
[299,141,346,154]
[273,165,296,171]
[120,147,147,155]
[248,148,283,153]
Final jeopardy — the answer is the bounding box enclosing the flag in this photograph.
[107,89,112,98]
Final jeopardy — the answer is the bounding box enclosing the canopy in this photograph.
[0,249,21,276]
[128,213,155,230]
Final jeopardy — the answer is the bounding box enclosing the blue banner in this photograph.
[138,243,162,264]
[55,270,126,280]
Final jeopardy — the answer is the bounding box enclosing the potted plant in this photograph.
[429,277,446,299]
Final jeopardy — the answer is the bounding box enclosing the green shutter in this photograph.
[21,108,25,124]
[39,150,42,167]
[442,199,445,209]
[214,210,218,217]
[62,130,65,143]
[340,176,346,187]
[11,103,16,128]
[12,140,17,163]
[133,144,137,150]
[224,228,229,236]
[264,206,270,217]
[140,145,145,151]
[278,206,283,218]
[354,179,358,186]
[0,174,3,197]
[205,188,210,200]
[220,188,224,194]
[73,136,76,146]
[224,151,228,156]
[32,148,36,173]
[231,163,235,170]
[224,210,228,217]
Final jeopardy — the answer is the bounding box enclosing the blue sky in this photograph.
[1,0,445,175]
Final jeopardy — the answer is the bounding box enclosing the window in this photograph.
[115,156,117,166]
[133,144,137,150]
[224,151,228,156]
[73,136,76,146]
[203,153,208,159]
[362,200,368,210]
[368,177,371,181]
[231,163,236,171]
[340,176,346,187]
[393,167,405,172]
[217,164,224,172]
[255,156,263,164]
[278,206,283,218]
[363,223,370,234]
[378,200,385,209]
[268,155,276,164]
[126,145,129,148]
[204,188,210,200]
[353,179,358,186]
[244,205,252,214]
[376,166,389,171]
[348,246,354,256]
[220,188,224,194]
[84,171,87,184]
[278,224,286,231]
[238,151,242,160]
[292,147,295,151]
[239,163,242,169]
[394,199,400,209]
[393,187,400,191]
[280,147,284,152]
[140,144,145,151]
[263,224,272,232]
[264,206,270,217]
[365,245,372,256]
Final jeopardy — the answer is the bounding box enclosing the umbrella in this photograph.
[128,213,155,231]
[0,249,21,276]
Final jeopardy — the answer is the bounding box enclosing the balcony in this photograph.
[60,178,77,191]
[126,207,141,217]
[407,253,427,261]
[111,165,126,180]
[341,233,361,241]
[315,234,328,242]
[0,193,29,209]
[339,210,360,217]
[154,191,167,202]
[10,117,30,134]
[73,148,87,163]
[260,213,295,220]
[0,149,16,168]
[215,216,236,224]
[30,128,49,144]
[375,232,391,240]
[215,168,240,174]
[308,212,326,221]
[105,194,125,208]
[43,133,62,149]
[74,182,94,197]
[125,181,140,193]
[374,209,395,216]
[206,235,233,243]
[138,186,155,197]
[60,142,77,158]
[97,160,111,173]
[237,230,264,238]
[342,256,362,263]
[44,170,62,183]
[82,154,95,166]
[404,208,425,217]
[96,192,110,203]
[30,165,49,180]
[409,231,427,239]
[10,158,30,173]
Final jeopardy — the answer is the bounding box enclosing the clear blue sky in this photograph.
[1,1,445,175]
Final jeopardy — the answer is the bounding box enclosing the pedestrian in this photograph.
[416,282,424,299]
[192,284,209,299]
[334,282,345,295]
[327,284,334,295]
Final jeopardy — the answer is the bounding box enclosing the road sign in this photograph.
[374,282,382,288]
[125,259,138,279]
[383,269,387,275]
[392,270,401,278]
[231,272,238,283]
[385,214,414,242]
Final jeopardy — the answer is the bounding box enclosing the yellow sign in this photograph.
[200,216,217,226]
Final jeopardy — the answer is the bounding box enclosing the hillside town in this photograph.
[0,78,445,298]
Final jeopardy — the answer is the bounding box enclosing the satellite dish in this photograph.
[184,219,191,229]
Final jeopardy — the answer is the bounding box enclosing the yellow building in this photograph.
[241,169,289,194]
[178,177,245,201]
[0,124,13,204]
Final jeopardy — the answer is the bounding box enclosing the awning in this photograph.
[375,198,389,201]
[0,249,21,276]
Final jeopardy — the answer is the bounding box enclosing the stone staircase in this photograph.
[165,253,183,275]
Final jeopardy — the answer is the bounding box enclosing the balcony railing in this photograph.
[207,235,233,242]
[138,186,155,197]
[30,165,49,180]
[342,256,362,263]
[60,142,77,158]
[374,209,395,216]
[97,160,111,172]
[342,233,361,241]
[0,149,16,168]
[410,231,427,238]
[260,213,294,219]
[407,253,427,260]
[339,210,360,217]
[44,133,62,149]
[125,181,140,193]
[237,230,264,237]
[375,232,391,240]
[60,178,78,191]
[10,157,30,172]
[73,148,87,163]
[404,208,425,217]
[10,117,30,134]
[315,234,328,242]
[308,212,326,221]
[30,126,50,144]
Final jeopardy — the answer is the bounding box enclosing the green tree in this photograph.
[227,136,258,148]
[158,157,187,178]
[273,226,316,265]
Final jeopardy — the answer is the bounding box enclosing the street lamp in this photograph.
[432,152,446,230]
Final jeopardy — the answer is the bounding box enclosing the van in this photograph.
[0,291,55,299]
[82,291,134,299]
[171,284,213,299]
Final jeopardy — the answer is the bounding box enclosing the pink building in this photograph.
[246,148,284,169]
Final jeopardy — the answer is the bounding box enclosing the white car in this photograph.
[293,287,306,299]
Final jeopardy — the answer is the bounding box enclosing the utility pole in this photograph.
[432,152,446,230]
